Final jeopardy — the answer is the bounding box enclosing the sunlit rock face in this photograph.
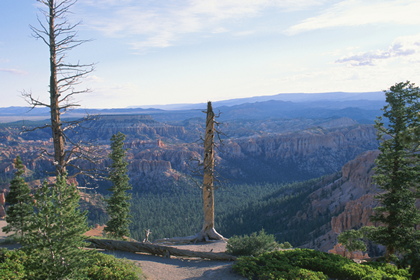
[0,191,5,218]
[220,125,378,182]
[300,150,381,253]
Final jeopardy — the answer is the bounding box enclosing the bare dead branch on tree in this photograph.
[22,0,97,177]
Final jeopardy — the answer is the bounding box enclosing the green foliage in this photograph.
[3,156,33,238]
[370,81,420,270]
[128,177,330,243]
[105,132,132,239]
[0,248,27,280]
[80,252,144,280]
[338,227,374,255]
[233,249,411,280]
[0,249,144,280]
[21,174,89,280]
[130,188,202,241]
[226,229,279,256]
[278,241,293,249]
[218,176,338,245]
[363,262,412,279]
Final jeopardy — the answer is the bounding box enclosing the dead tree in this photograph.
[87,238,236,261]
[195,101,225,241]
[23,0,95,176]
[143,229,152,243]
[154,101,226,244]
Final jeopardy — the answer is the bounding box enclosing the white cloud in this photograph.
[129,31,176,52]
[336,33,420,66]
[212,27,229,34]
[0,68,28,75]
[85,75,104,83]
[286,0,420,35]
[79,0,326,52]
[81,0,134,7]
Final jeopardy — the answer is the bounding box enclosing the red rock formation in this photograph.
[0,191,5,206]
[130,160,172,176]
[0,191,5,218]
[227,125,377,159]
[329,243,369,260]
[302,150,381,252]
[331,194,378,234]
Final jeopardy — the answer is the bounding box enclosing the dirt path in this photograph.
[0,220,8,240]
[1,221,245,280]
[104,241,246,280]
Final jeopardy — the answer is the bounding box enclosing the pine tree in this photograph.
[3,156,33,239]
[104,132,132,239]
[22,175,89,279]
[369,81,420,269]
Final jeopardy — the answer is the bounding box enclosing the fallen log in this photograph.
[86,238,237,261]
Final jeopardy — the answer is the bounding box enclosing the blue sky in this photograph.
[1,0,420,108]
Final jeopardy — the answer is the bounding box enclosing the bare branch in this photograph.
[26,0,95,177]
[22,90,50,108]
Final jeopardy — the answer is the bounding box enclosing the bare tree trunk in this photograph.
[23,0,95,177]
[48,1,66,176]
[87,238,236,261]
[196,102,225,241]
[158,102,225,243]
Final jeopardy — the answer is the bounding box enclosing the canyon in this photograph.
[0,92,389,250]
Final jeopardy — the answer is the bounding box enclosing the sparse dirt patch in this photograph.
[1,220,244,280]
[0,220,9,240]
[105,241,246,280]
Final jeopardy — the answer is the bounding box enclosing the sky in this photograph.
[1,0,420,109]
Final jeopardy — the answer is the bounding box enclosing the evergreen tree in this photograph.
[337,228,371,259]
[370,81,420,268]
[3,156,33,239]
[104,132,132,239]
[22,175,89,279]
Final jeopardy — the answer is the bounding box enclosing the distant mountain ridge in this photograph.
[134,91,385,110]
[0,91,385,123]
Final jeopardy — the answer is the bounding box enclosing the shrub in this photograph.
[0,248,144,280]
[80,252,144,280]
[226,229,279,256]
[0,248,27,280]
[278,241,293,249]
[362,262,411,279]
[232,249,411,280]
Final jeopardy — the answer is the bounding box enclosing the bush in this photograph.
[232,249,411,280]
[0,248,27,280]
[278,241,293,249]
[0,248,144,280]
[80,252,144,280]
[362,262,411,279]
[226,229,279,256]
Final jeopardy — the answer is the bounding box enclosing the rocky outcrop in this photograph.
[300,150,381,253]
[71,115,187,141]
[0,119,379,191]
[126,140,165,149]
[225,125,376,159]
[331,194,378,234]
[0,191,5,218]
[130,160,173,177]
[220,125,378,182]
[124,125,377,186]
